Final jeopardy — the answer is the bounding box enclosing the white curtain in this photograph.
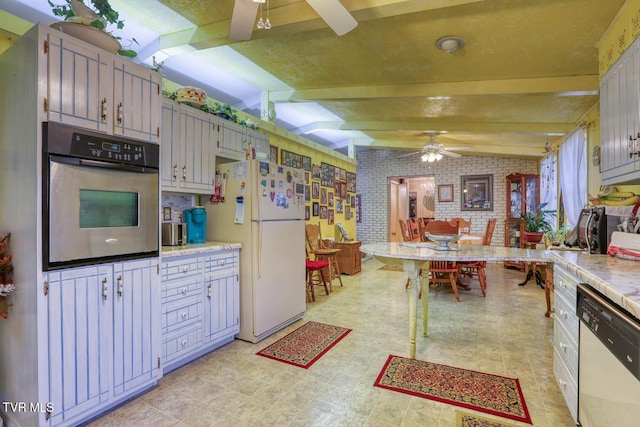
[540,153,558,226]
[559,129,587,228]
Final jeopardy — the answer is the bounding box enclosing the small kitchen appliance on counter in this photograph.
[162,223,187,246]
[184,207,206,244]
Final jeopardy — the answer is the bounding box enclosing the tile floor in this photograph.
[87,258,575,427]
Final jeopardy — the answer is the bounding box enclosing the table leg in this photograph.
[404,260,423,358]
[422,262,430,337]
[545,262,554,317]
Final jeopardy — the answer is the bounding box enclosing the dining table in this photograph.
[360,241,552,358]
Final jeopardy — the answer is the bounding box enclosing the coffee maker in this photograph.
[184,207,207,244]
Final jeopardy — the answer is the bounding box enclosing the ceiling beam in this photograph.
[306,120,574,134]
[271,76,599,101]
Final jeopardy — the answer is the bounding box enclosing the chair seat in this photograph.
[314,248,341,256]
[306,259,330,270]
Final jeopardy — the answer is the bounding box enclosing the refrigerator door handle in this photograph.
[256,220,262,279]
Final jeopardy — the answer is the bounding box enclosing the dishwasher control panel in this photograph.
[577,284,640,381]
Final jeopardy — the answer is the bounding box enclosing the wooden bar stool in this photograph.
[305,223,343,291]
[305,258,330,302]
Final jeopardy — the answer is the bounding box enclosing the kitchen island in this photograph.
[360,242,551,358]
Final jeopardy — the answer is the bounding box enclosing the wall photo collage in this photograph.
[271,145,356,225]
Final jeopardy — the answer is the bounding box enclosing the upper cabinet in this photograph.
[600,36,640,185]
[215,118,270,161]
[161,99,216,194]
[45,30,161,143]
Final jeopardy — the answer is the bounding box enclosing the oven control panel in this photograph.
[70,135,148,166]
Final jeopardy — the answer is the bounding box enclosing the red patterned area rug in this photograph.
[374,355,532,425]
[256,321,352,369]
[456,410,519,427]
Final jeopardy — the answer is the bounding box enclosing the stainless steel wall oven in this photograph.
[42,122,159,270]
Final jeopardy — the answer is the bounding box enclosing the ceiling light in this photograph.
[255,0,271,30]
[435,36,465,53]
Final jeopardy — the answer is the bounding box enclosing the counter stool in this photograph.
[306,258,330,302]
[305,223,343,291]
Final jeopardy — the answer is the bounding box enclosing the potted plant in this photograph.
[521,202,555,243]
[48,0,137,58]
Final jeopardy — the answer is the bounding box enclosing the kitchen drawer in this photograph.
[162,296,202,333]
[161,256,202,281]
[162,274,202,304]
[204,251,237,273]
[554,265,580,304]
[554,317,579,379]
[554,289,579,335]
[553,346,578,423]
[163,324,203,363]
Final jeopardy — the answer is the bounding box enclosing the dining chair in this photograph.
[423,220,458,238]
[305,223,343,291]
[408,218,421,241]
[449,217,471,234]
[457,218,497,296]
[399,219,413,242]
[429,260,461,301]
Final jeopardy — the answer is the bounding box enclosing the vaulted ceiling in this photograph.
[0,0,626,159]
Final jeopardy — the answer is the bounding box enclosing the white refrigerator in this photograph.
[206,160,306,343]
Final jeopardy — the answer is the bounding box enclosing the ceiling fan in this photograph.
[229,0,358,41]
[399,133,470,162]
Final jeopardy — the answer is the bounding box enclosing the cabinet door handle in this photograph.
[181,287,188,294]
[117,275,123,297]
[116,102,123,125]
[182,166,187,180]
[181,312,188,319]
[207,283,212,299]
[100,98,107,121]
[181,340,187,347]
[182,266,189,272]
[173,165,178,179]
[102,278,108,300]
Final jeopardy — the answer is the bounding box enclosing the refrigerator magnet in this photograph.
[271,179,275,188]
[259,161,269,175]
[279,181,284,189]
[260,179,267,187]
[286,188,293,198]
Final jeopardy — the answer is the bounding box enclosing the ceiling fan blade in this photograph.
[306,0,358,36]
[441,150,462,158]
[398,151,422,158]
[229,0,259,41]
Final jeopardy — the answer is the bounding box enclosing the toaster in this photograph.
[162,223,187,246]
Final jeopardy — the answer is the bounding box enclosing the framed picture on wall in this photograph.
[312,164,321,180]
[320,206,328,219]
[304,171,310,184]
[312,202,319,216]
[328,209,334,225]
[328,192,334,208]
[321,188,327,204]
[302,155,312,171]
[304,185,310,202]
[269,145,278,164]
[281,149,302,168]
[305,205,310,220]
[312,182,320,199]
[461,174,493,211]
[437,184,454,202]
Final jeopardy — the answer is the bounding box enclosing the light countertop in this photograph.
[161,241,241,258]
[550,251,640,321]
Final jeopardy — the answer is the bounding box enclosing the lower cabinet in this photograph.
[45,258,161,427]
[552,264,580,423]
[335,241,362,275]
[161,249,239,372]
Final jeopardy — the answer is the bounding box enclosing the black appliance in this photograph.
[577,207,608,254]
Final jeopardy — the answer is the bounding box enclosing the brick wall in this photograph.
[355,148,539,246]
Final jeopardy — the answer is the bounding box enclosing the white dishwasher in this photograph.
[577,284,640,427]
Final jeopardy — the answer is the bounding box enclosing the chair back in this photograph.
[424,220,458,236]
[482,218,497,245]
[450,217,471,234]
[408,218,421,240]
[430,260,457,272]
[305,223,325,252]
[398,219,412,242]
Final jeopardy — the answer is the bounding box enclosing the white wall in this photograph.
[355,148,539,246]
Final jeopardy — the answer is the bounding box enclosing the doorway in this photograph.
[388,175,436,241]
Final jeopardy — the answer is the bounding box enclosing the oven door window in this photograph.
[79,189,139,228]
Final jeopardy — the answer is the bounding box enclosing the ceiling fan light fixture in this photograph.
[436,36,465,53]
[435,153,443,161]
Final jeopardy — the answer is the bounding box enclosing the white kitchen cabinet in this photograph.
[203,250,240,343]
[600,36,640,185]
[215,118,270,161]
[160,99,217,193]
[46,258,161,427]
[45,29,161,142]
[160,248,239,373]
[553,264,580,423]
[112,259,162,397]
[112,58,162,143]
